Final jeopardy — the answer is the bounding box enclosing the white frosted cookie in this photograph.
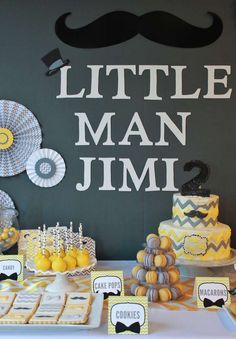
[29,313,59,324]
[8,304,37,315]
[57,312,88,324]
[40,293,66,305]
[0,304,11,317]
[66,293,92,305]
[0,313,29,324]
[13,293,41,306]
[0,292,16,304]
[36,304,64,313]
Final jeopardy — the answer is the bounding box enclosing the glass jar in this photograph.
[0,208,19,254]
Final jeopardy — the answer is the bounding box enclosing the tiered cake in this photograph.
[130,233,183,302]
[159,161,231,262]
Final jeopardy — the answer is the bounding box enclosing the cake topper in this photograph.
[180,160,210,197]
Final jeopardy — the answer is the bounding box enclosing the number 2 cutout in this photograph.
[181,160,210,197]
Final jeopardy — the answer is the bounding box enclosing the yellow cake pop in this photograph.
[76,253,90,267]
[52,256,67,272]
[68,247,78,258]
[36,255,51,271]
[63,254,77,271]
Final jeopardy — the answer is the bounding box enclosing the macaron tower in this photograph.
[131,233,183,302]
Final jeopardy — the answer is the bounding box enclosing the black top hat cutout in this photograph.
[41,48,70,76]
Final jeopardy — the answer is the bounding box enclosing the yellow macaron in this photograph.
[135,286,147,296]
[154,254,167,268]
[145,271,158,284]
[136,250,145,263]
[159,288,172,302]
[160,236,172,250]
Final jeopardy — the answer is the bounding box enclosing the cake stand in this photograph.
[26,256,97,292]
[176,249,236,277]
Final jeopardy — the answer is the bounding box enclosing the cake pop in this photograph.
[35,225,51,272]
[67,222,78,258]
[76,223,90,267]
[63,228,77,271]
[51,224,67,272]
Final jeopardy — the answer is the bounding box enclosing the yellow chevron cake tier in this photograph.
[172,193,219,229]
[159,220,231,261]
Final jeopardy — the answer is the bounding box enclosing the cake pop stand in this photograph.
[176,249,236,277]
[26,256,97,292]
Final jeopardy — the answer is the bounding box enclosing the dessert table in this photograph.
[0,260,236,338]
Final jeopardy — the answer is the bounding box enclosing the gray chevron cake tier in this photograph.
[172,193,219,229]
[159,220,231,261]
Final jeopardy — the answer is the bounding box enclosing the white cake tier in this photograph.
[159,220,231,261]
[172,193,219,229]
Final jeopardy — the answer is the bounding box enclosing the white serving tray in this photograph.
[223,305,236,327]
[0,293,103,331]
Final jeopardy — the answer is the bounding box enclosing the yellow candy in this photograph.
[35,255,51,271]
[1,232,8,240]
[77,248,89,256]
[63,254,77,271]
[76,253,90,267]
[52,257,67,272]
[68,248,78,258]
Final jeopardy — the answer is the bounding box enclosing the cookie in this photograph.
[136,250,145,263]
[136,267,147,281]
[132,265,142,278]
[145,271,158,284]
[160,236,172,250]
[154,254,167,268]
[0,292,16,304]
[146,288,158,302]
[159,287,172,302]
[57,312,88,324]
[165,254,175,266]
[135,286,147,296]
[66,293,92,305]
[170,286,182,300]
[146,234,160,249]
[13,293,41,306]
[29,314,59,324]
[168,267,180,284]
[0,304,11,317]
[158,271,169,285]
[40,293,66,305]
[144,254,154,267]
[130,283,139,295]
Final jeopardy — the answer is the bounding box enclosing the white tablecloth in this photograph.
[1,260,236,338]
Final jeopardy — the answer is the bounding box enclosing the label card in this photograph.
[108,296,148,335]
[195,277,231,309]
[91,271,124,300]
[0,255,24,282]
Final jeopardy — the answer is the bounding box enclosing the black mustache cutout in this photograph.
[70,296,87,300]
[96,290,121,300]
[14,307,31,310]
[184,210,208,219]
[55,11,223,49]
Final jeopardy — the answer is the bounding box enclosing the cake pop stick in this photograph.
[37,226,42,254]
[42,224,46,256]
[79,223,83,250]
[69,221,73,249]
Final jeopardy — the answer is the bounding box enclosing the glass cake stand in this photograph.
[175,249,236,277]
[26,256,97,292]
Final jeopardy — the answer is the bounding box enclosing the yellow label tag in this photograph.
[91,271,124,299]
[195,277,230,309]
[108,296,148,335]
[0,255,24,282]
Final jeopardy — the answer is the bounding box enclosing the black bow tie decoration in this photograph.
[115,321,141,334]
[96,289,121,300]
[0,272,18,282]
[203,298,225,308]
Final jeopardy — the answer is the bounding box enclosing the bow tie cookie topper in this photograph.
[108,297,148,335]
[195,277,230,309]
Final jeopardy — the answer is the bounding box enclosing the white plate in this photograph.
[0,293,103,331]
[176,248,236,267]
[223,305,236,326]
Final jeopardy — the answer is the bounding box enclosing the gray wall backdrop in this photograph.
[0,0,236,259]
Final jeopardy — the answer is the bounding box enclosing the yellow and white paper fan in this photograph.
[0,100,42,177]
[26,148,66,188]
[0,189,15,209]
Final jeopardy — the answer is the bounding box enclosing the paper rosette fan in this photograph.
[0,190,15,209]
[0,100,42,177]
[26,148,66,187]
